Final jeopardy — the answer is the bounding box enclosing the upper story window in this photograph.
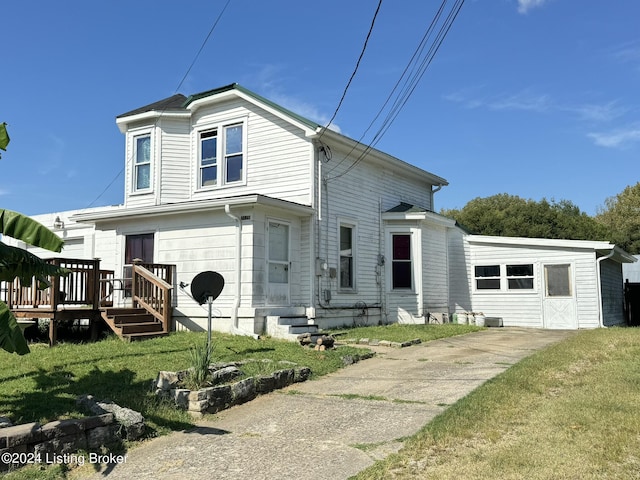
[200,130,218,187]
[134,134,151,191]
[198,122,244,189]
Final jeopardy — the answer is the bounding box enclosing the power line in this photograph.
[326,0,465,181]
[317,0,383,143]
[86,0,232,209]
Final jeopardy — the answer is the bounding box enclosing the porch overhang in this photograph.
[70,194,314,223]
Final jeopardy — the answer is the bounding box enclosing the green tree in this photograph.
[595,182,640,254]
[0,123,67,355]
[441,193,608,241]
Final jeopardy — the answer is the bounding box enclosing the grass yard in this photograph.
[0,331,367,435]
[353,327,640,480]
[330,323,483,343]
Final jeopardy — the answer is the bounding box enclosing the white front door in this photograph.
[267,221,290,305]
[543,263,577,329]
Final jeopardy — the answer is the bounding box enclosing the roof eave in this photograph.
[70,195,313,223]
[116,111,191,133]
[314,128,449,187]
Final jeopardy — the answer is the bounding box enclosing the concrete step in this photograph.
[288,324,319,334]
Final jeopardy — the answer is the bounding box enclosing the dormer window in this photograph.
[198,121,244,189]
[133,134,151,191]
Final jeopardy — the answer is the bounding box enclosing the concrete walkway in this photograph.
[88,328,574,479]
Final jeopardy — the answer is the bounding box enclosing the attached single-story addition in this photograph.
[450,235,637,329]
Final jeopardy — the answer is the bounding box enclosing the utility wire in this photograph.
[325,0,448,176]
[86,0,232,209]
[317,0,383,143]
[326,0,465,181]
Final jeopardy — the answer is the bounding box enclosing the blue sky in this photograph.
[1,0,639,216]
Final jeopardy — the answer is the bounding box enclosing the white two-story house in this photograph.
[47,83,456,337]
[15,83,634,338]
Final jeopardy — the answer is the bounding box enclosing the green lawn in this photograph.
[353,327,640,480]
[331,322,483,343]
[0,331,367,435]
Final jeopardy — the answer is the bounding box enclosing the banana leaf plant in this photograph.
[1,209,68,354]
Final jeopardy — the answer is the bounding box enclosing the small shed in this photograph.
[460,236,636,329]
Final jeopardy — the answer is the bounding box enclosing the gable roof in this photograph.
[115,83,449,186]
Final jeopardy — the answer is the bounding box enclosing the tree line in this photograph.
[440,184,640,255]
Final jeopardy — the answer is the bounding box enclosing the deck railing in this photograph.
[131,261,174,333]
[1,258,101,310]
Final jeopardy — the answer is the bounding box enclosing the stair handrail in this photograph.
[131,261,174,333]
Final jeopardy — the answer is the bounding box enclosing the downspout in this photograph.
[431,184,443,210]
[596,249,616,328]
[225,204,258,338]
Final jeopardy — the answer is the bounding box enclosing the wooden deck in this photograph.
[1,258,175,345]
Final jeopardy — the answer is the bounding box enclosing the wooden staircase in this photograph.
[100,261,174,341]
[100,307,167,341]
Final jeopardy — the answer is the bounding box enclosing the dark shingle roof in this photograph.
[117,84,321,132]
[386,202,430,213]
[116,94,188,119]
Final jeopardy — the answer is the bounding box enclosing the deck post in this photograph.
[48,317,57,347]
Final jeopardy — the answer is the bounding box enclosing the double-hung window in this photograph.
[339,224,355,290]
[475,265,501,290]
[507,264,534,290]
[133,134,151,191]
[198,122,244,188]
[199,130,218,187]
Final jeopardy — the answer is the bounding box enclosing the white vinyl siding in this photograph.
[159,118,191,203]
[466,239,602,328]
[190,99,312,205]
[422,223,449,312]
[448,227,472,314]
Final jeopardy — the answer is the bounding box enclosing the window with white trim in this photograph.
[133,134,151,191]
[507,264,534,290]
[339,224,355,290]
[474,264,536,291]
[392,234,412,289]
[198,122,244,188]
[475,265,500,290]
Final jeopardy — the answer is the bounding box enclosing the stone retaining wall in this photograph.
[155,367,312,416]
[1,415,115,471]
[0,397,144,472]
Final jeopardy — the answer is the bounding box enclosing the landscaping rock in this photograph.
[76,395,145,440]
[206,385,232,413]
[86,424,119,449]
[0,417,13,428]
[231,378,257,406]
[255,375,276,394]
[211,365,242,383]
[294,367,311,383]
[273,369,295,389]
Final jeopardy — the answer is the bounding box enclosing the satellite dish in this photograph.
[190,271,225,305]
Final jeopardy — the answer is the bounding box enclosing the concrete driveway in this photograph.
[87,327,574,480]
